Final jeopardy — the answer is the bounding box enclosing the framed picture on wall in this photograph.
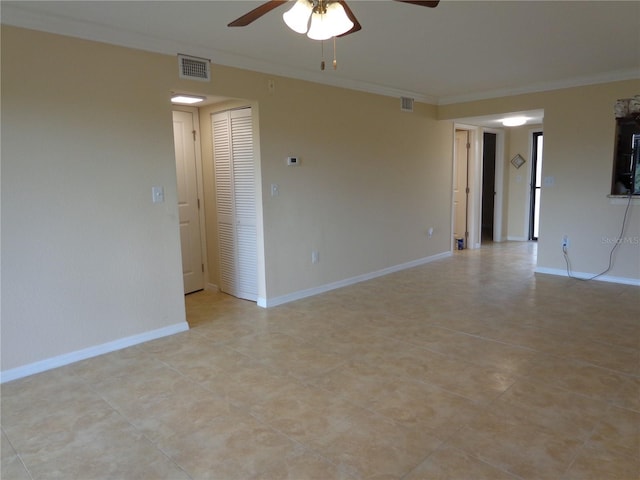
[511,154,526,169]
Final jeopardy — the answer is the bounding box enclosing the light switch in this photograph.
[152,186,164,203]
[271,184,279,196]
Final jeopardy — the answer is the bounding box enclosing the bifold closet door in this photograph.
[212,108,257,301]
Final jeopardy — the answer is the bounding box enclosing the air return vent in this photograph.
[400,96,414,112]
[178,54,211,82]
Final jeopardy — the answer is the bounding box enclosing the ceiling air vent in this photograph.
[400,96,414,112]
[178,54,211,82]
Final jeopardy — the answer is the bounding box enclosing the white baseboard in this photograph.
[535,266,640,286]
[258,251,452,308]
[0,322,189,384]
[205,283,219,292]
[507,236,529,241]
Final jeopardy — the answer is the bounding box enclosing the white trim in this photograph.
[608,196,640,206]
[0,322,189,384]
[535,267,640,286]
[507,235,529,242]
[251,103,268,308]
[258,251,452,308]
[453,124,481,250]
[438,68,640,105]
[0,4,437,105]
[173,107,209,293]
[523,130,534,240]
[526,128,544,240]
[449,124,457,251]
[205,282,220,292]
[482,127,506,243]
[3,4,635,106]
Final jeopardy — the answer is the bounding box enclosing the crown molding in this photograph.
[0,4,438,104]
[3,4,637,108]
[437,68,640,105]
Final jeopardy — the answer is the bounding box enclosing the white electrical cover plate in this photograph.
[152,186,165,203]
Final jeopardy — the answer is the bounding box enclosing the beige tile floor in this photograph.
[2,242,639,479]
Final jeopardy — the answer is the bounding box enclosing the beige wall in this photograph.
[2,25,638,377]
[440,81,640,280]
[1,27,188,373]
[231,83,453,299]
[195,77,454,301]
[505,124,543,240]
[1,26,454,375]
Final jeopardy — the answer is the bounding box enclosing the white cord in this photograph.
[563,192,634,281]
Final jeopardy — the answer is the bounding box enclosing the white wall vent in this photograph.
[400,96,414,112]
[178,54,211,82]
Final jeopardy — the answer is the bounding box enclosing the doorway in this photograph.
[453,129,470,249]
[212,107,258,302]
[529,131,544,240]
[173,109,206,294]
[481,132,497,243]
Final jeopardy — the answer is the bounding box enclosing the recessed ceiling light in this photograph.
[502,116,527,127]
[171,94,205,104]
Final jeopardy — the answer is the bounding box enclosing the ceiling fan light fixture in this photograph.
[324,2,354,36]
[307,2,353,40]
[307,11,332,40]
[283,0,313,34]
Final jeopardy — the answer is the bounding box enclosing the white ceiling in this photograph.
[3,0,638,109]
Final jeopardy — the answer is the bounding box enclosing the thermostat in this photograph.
[286,156,300,166]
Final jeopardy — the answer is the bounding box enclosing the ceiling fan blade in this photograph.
[336,1,362,37]
[228,0,289,27]
[394,0,440,7]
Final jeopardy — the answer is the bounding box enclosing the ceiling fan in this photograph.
[228,0,440,39]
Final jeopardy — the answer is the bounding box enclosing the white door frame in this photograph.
[206,100,266,306]
[452,128,470,249]
[451,123,505,249]
[452,124,479,249]
[173,106,209,290]
[483,127,505,243]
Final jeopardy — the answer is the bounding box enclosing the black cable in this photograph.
[563,192,635,281]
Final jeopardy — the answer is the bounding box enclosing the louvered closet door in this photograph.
[212,108,257,301]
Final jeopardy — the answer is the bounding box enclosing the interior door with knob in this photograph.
[453,129,469,248]
[173,109,204,294]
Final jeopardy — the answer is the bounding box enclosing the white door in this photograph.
[173,110,204,294]
[453,129,469,247]
[212,108,257,301]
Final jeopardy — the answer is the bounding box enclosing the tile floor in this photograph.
[2,242,639,479]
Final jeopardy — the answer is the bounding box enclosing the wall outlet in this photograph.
[428,227,434,238]
[562,235,569,248]
[311,250,319,264]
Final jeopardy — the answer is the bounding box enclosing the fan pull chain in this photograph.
[333,36,337,70]
[319,38,338,71]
